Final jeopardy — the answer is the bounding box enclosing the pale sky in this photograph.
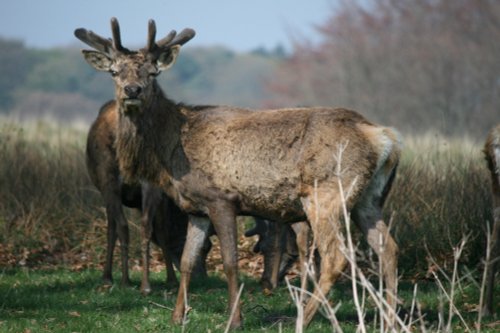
[0,0,336,52]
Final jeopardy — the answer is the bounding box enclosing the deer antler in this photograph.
[146,20,158,52]
[156,29,178,49]
[160,28,196,49]
[75,18,195,56]
[144,19,194,54]
[110,17,126,52]
[74,17,130,55]
[74,28,113,54]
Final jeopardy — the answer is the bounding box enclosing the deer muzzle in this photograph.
[121,84,143,112]
[124,84,142,98]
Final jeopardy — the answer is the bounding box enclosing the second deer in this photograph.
[86,100,209,294]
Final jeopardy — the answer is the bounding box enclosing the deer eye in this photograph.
[110,70,119,77]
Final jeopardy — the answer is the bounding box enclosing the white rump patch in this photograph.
[359,127,402,202]
[374,127,402,172]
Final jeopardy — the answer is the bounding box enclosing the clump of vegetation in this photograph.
[0,120,101,268]
[0,120,259,273]
[387,133,492,276]
[0,121,493,278]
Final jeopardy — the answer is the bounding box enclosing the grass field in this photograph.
[0,120,498,331]
[1,268,498,332]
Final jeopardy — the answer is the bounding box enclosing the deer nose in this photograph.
[124,84,142,98]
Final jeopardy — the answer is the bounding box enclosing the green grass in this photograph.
[0,269,320,332]
[0,268,498,332]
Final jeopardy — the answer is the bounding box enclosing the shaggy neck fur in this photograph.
[115,81,186,186]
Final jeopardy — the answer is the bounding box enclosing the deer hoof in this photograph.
[172,310,184,325]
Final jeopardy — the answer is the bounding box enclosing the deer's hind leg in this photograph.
[102,201,119,285]
[140,184,166,295]
[172,215,212,325]
[351,175,399,327]
[104,194,131,287]
[301,193,348,327]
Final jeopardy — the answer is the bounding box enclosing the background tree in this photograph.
[268,0,500,138]
[0,42,280,122]
[0,39,37,112]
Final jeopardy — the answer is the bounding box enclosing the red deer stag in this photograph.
[87,99,210,294]
[75,18,402,329]
[483,124,500,316]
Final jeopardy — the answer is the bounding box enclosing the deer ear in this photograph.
[82,50,113,72]
[157,45,180,71]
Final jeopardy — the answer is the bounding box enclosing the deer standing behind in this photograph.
[75,18,402,329]
[483,124,500,316]
[245,219,320,289]
[86,100,210,294]
[244,219,300,287]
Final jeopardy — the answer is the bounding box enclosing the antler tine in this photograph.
[146,19,157,52]
[155,30,177,50]
[110,17,125,52]
[74,28,112,54]
[163,28,196,48]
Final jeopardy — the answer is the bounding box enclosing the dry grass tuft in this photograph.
[387,133,491,276]
[0,124,493,283]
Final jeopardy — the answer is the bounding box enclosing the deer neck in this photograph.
[115,82,186,186]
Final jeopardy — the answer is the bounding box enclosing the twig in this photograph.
[148,300,173,311]
[224,283,244,333]
[408,283,418,327]
[335,143,366,333]
[430,270,472,332]
[446,235,468,332]
[416,301,428,333]
[181,283,190,333]
[477,221,492,332]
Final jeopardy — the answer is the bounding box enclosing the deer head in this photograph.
[74,17,195,113]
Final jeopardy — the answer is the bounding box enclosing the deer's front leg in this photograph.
[172,215,211,325]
